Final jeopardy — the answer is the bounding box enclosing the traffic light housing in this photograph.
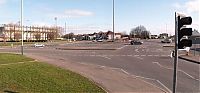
[177,16,193,49]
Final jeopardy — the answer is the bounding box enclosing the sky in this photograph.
[0,0,199,35]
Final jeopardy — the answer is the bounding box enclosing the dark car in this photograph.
[130,40,143,45]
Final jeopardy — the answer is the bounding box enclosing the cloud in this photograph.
[173,0,199,14]
[185,0,199,13]
[50,9,94,18]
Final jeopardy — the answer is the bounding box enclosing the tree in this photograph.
[14,33,21,41]
[47,32,55,40]
[130,25,150,39]
[63,32,74,39]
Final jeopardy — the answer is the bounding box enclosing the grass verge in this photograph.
[0,53,105,93]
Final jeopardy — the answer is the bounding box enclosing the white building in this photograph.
[0,24,60,41]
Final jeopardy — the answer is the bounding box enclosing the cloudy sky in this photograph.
[0,0,199,35]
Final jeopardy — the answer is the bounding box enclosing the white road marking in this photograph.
[156,80,172,93]
[101,56,111,60]
[120,69,130,75]
[153,62,200,81]
[134,56,143,60]
[118,45,128,50]
[75,61,169,93]
[154,55,159,57]
[135,49,139,52]
[127,55,132,57]
[134,55,140,57]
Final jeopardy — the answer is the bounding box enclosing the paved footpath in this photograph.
[26,53,165,93]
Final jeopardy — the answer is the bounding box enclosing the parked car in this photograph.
[130,40,143,45]
[34,43,45,47]
[161,39,172,43]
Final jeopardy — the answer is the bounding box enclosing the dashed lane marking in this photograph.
[101,56,111,60]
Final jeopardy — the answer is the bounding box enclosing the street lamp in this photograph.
[112,0,115,41]
[20,0,24,55]
[55,17,58,39]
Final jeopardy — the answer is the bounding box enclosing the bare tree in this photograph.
[63,32,74,39]
[130,25,151,39]
[14,33,21,41]
[47,32,55,40]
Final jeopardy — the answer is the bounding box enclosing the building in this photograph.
[159,33,168,39]
[0,24,60,41]
[151,35,158,39]
[190,30,200,44]
[106,31,122,40]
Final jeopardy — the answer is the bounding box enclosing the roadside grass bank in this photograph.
[0,53,105,93]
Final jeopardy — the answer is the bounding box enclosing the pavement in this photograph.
[179,51,200,64]
[26,54,165,93]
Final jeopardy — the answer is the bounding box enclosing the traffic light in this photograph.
[177,16,193,49]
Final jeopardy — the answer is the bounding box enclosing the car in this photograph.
[96,39,103,42]
[161,39,172,43]
[130,40,143,45]
[34,43,45,47]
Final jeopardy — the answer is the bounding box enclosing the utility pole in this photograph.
[55,17,58,39]
[20,0,24,55]
[65,22,67,35]
[112,0,115,42]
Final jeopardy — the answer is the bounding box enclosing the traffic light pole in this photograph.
[173,12,179,93]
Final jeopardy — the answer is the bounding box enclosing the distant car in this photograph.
[130,40,143,45]
[96,39,103,42]
[161,39,172,43]
[34,43,45,47]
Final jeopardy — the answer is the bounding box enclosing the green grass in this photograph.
[0,42,35,46]
[0,53,105,93]
[0,53,33,64]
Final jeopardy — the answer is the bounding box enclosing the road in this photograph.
[1,40,199,93]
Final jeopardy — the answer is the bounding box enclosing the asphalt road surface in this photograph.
[1,40,199,93]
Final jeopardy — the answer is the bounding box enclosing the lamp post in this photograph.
[20,0,24,55]
[112,0,115,41]
[55,17,58,39]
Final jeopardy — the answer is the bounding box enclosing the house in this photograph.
[88,33,97,40]
[189,30,200,44]
[159,33,168,39]
[151,35,158,39]
[106,31,122,40]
